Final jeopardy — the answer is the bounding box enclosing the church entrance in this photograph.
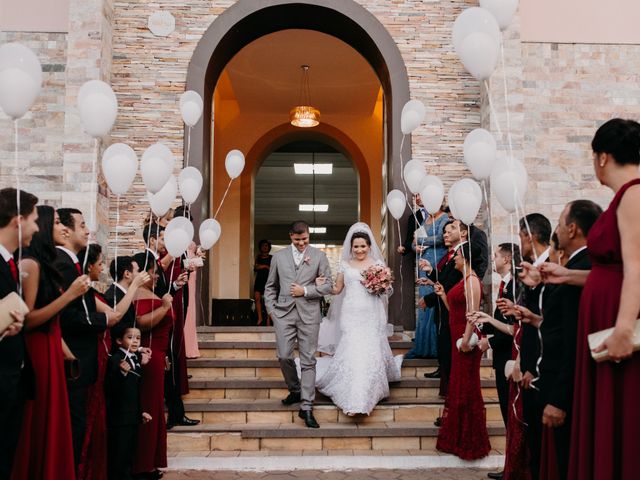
[184,0,413,327]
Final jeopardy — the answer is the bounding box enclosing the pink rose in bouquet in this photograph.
[361,264,394,296]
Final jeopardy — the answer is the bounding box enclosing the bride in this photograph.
[314,222,402,416]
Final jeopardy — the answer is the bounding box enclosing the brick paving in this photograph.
[164,469,493,480]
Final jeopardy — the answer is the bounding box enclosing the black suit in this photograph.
[483,277,519,428]
[103,284,135,351]
[401,209,426,255]
[0,253,26,479]
[55,248,108,465]
[469,225,489,279]
[531,249,590,479]
[106,349,142,480]
[423,249,462,396]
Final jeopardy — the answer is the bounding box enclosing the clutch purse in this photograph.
[504,359,523,382]
[588,319,640,362]
[0,292,29,335]
[456,332,479,351]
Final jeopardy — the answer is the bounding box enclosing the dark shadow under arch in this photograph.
[186,0,412,326]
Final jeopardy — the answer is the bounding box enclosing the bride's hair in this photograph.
[351,231,371,246]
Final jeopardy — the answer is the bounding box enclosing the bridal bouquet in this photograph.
[361,264,394,296]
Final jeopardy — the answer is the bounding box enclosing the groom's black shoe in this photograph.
[298,409,320,428]
[487,471,504,480]
[424,368,441,379]
[282,391,301,405]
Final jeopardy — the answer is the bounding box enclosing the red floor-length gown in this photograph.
[133,298,173,475]
[569,178,640,480]
[436,275,491,460]
[77,291,110,480]
[12,276,76,480]
[165,257,189,395]
[503,325,531,480]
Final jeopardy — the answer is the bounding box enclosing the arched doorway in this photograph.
[185,0,412,326]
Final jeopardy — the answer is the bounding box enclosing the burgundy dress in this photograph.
[165,257,189,395]
[12,268,75,480]
[569,178,640,480]
[503,324,531,480]
[436,276,491,460]
[133,298,173,475]
[77,292,110,480]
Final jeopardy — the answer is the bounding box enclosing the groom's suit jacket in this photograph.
[264,245,333,323]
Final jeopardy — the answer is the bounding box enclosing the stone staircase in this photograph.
[167,326,506,459]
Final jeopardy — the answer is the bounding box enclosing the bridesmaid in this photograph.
[435,241,491,460]
[543,119,640,480]
[253,239,273,326]
[132,252,174,479]
[13,206,90,479]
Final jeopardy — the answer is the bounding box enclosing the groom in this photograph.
[264,220,333,428]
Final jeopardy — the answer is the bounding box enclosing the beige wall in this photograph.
[521,0,640,44]
[0,0,70,32]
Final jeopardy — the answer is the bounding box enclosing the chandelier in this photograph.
[290,65,320,128]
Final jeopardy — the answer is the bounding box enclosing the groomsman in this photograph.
[104,256,140,350]
[418,219,467,399]
[519,200,602,479]
[0,188,38,479]
[397,193,426,257]
[55,208,112,465]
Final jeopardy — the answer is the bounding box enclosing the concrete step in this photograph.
[195,325,405,342]
[167,421,506,453]
[184,377,498,401]
[186,357,495,380]
[181,398,504,425]
[195,340,415,359]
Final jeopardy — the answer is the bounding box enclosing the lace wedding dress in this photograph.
[315,260,402,415]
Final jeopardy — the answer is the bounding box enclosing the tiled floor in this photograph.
[164,469,494,479]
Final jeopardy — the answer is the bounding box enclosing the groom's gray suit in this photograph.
[264,245,332,411]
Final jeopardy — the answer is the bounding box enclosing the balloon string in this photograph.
[482,180,495,275]
[14,120,23,297]
[79,138,94,325]
[214,178,233,219]
[500,42,515,165]
[396,219,403,312]
[113,195,120,309]
[185,125,192,168]
[483,79,504,142]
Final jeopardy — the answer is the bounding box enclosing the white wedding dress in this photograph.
[315,260,403,415]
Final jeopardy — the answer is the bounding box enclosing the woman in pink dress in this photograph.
[435,242,491,460]
[543,119,640,480]
[132,252,175,479]
[183,242,201,358]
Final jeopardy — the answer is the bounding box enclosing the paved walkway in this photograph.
[164,469,493,479]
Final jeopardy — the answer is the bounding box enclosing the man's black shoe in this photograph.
[298,409,320,428]
[282,391,301,405]
[434,416,442,427]
[487,471,503,480]
[168,416,200,429]
[424,369,441,379]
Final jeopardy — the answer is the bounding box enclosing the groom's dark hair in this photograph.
[289,220,310,235]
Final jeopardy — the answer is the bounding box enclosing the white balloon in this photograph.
[464,128,497,180]
[165,216,194,257]
[403,159,426,194]
[141,142,175,194]
[199,218,221,249]
[0,43,42,119]
[419,175,445,215]
[225,149,245,179]
[480,0,519,30]
[178,166,203,204]
[77,80,118,137]
[400,99,426,135]
[453,190,481,225]
[491,158,528,213]
[180,90,203,126]
[386,189,406,220]
[148,175,177,217]
[459,32,500,81]
[101,143,138,195]
[452,7,501,55]
[449,178,483,223]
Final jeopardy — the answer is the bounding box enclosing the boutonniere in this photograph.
[303,256,311,265]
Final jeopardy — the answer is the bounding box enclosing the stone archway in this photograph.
[186,0,413,326]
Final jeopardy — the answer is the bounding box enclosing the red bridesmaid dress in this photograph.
[436,275,491,460]
[133,298,174,475]
[12,278,75,479]
[569,178,640,480]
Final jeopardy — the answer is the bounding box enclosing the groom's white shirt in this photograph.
[291,244,309,296]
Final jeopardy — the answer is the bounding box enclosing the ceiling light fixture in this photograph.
[294,163,333,175]
[290,65,320,128]
[309,227,327,234]
[299,204,328,212]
